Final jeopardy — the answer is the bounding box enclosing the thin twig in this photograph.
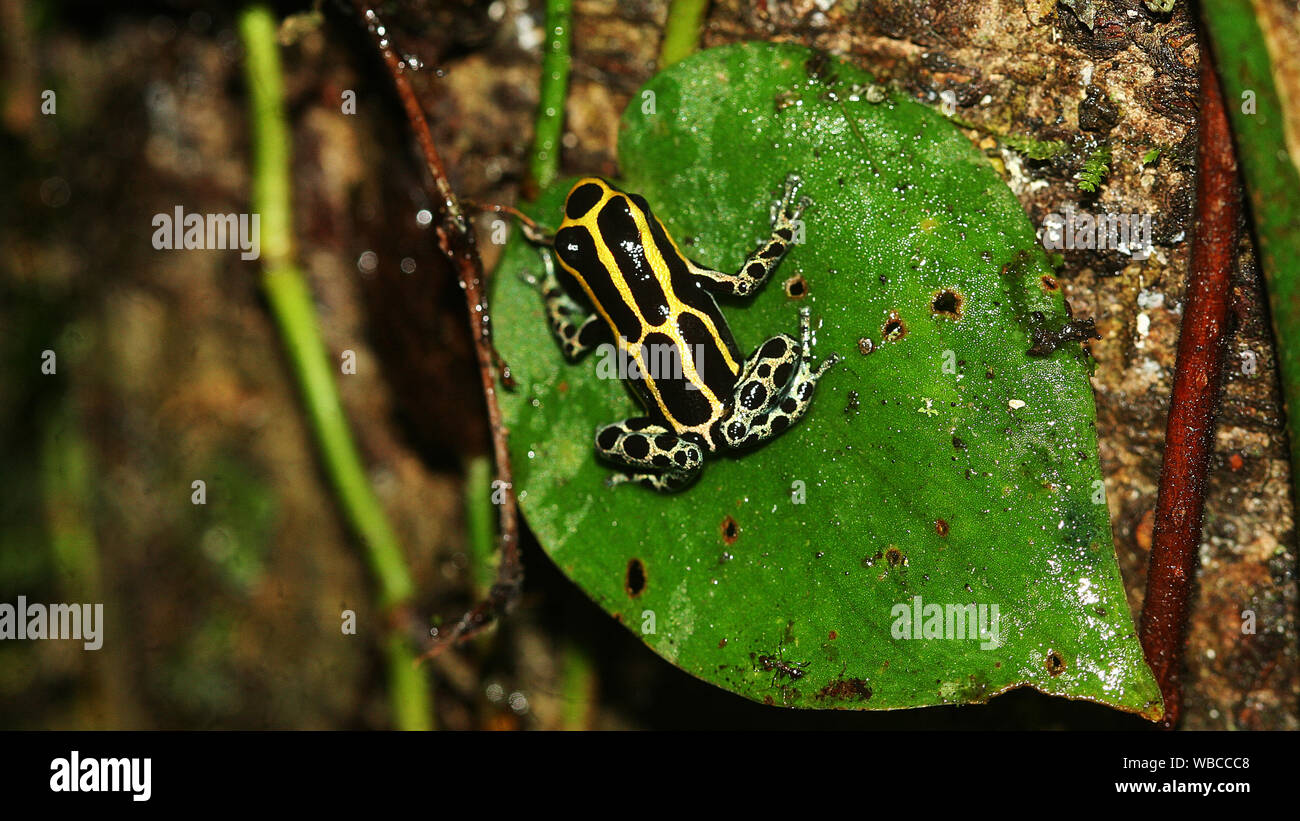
[352,2,522,657]
[1138,42,1241,729]
[240,5,432,728]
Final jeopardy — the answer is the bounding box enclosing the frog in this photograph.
[522,175,838,491]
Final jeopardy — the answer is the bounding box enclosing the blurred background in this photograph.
[0,0,1295,729]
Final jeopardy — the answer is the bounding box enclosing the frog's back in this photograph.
[553,178,743,434]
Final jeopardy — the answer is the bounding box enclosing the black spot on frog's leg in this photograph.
[687,173,810,298]
[773,362,794,388]
[761,337,789,359]
[623,434,650,460]
[740,381,768,411]
[720,308,839,451]
[595,417,703,492]
[720,332,800,448]
[597,426,621,452]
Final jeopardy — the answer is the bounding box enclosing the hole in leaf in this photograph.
[784,274,807,298]
[1040,274,1059,291]
[931,289,963,318]
[625,558,646,598]
[885,545,906,567]
[882,311,907,341]
[1045,649,1067,677]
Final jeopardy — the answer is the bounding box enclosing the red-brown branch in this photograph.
[1138,43,1241,728]
[353,3,522,657]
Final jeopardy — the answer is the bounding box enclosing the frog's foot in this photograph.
[596,418,703,492]
[720,307,838,450]
[688,172,811,298]
[770,172,812,226]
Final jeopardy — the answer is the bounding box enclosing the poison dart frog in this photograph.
[522,175,839,491]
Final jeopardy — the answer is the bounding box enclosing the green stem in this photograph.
[560,641,596,730]
[464,455,498,600]
[238,4,431,730]
[41,391,100,601]
[531,0,572,190]
[658,0,709,68]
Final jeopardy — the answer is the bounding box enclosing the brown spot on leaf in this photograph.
[721,515,739,545]
[1045,649,1067,676]
[935,518,950,537]
[816,677,873,702]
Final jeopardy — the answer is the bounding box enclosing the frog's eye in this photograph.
[566,182,605,220]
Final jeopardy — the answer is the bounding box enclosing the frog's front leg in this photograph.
[688,173,810,298]
[524,253,604,361]
[596,418,704,492]
[720,307,839,450]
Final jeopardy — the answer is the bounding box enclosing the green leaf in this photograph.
[1076,143,1112,193]
[492,42,1162,717]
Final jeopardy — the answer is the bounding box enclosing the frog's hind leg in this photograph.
[688,173,810,298]
[720,307,839,450]
[523,253,604,361]
[595,418,703,492]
